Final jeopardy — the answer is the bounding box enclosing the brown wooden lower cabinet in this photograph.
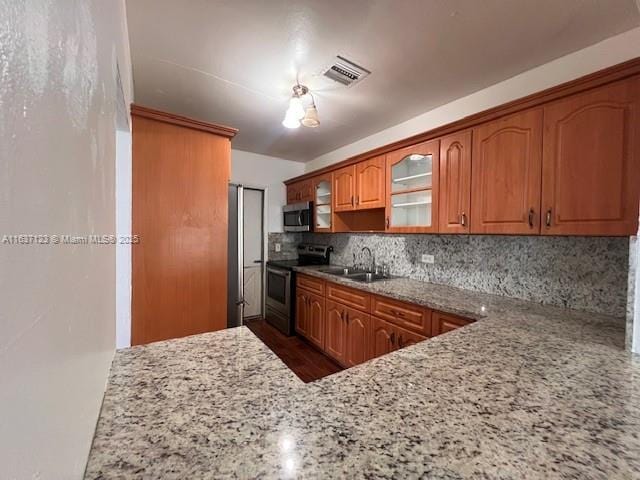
[296,276,475,369]
[295,290,310,338]
[296,288,325,350]
[325,300,347,364]
[371,316,395,358]
[370,316,427,358]
[431,311,474,336]
[325,300,371,367]
[344,306,371,367]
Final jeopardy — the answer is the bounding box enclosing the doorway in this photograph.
[228,184,267,328]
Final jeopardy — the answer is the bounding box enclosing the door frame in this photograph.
[230,183,268,322]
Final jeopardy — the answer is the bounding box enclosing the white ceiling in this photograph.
[126,0,640,162]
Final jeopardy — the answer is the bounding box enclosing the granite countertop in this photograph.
[85,274,640,479]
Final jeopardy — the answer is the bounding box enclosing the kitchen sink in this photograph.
[317,266,362,276]
[316,266,390,283]
[345,272,388,283]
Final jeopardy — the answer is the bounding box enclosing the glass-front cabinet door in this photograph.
[385,139,439,232]
[313,173,333,232]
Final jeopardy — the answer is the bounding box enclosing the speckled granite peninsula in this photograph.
[85,275,640,479]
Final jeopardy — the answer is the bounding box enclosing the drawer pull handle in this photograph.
[545,209,552,228]
[390,332,395,346]
[460,212,467,227]
[528,208,535,228]
[398,335,403,348]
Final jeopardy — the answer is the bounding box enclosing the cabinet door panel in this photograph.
[371,316,396,359]
[313,172,333,232]
[439,130,472,233]
[298,179,313,202]
[325,300,347,364]
[295,291,308,337]
[542,78,640,235]
[334,165,356,212]
[344,307,370,367]
[306,291,325,350]
[471,109,542,234]
[356,155,386,209]
[286,184,299,204]
[385,140,440,233]
[395,326,427,350]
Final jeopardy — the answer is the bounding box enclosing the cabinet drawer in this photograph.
[296,274,325,295]
[371,295,431,336]
[431,311,474,336]
[326,282,370,312]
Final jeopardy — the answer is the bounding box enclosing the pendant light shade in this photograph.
[282,108,301,129]
[301,106,320,128]
[282,83,319,130]
[287,95,305,120]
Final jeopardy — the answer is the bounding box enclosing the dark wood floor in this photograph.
[245,318,343,383]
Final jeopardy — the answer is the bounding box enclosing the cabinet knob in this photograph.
[545,209,552,228]
[528,208,535,228]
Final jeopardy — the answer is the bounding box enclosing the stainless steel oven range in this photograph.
[265,244,332,336]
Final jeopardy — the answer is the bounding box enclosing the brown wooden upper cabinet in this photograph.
[471,109,543,234]
[386,139,440,233]
[541,77,640,236]
[287,179,313,204]
[313,172,333,232]
[439,130,472,233]
[333,165,357,212]
[333,156,385,212]
[355,155,386,209]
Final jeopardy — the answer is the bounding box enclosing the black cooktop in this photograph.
[266,259,303,270]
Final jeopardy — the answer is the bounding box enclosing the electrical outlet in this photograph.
[420,254,434,264]
[275,243,281,253]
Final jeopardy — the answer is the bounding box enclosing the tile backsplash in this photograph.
[267,232,303,260]
[301,233,629,317]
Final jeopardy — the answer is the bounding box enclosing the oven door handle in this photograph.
[298,211,303,226]
[267,267,290,279]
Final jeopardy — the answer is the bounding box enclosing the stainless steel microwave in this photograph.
[283,202,312,232]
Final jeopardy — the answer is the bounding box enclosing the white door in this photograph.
[242,188,264,318]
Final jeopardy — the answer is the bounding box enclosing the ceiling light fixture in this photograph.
[282,84,320,129]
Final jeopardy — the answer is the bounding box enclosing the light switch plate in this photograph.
[275,243,281,252]
[421,254,434,264]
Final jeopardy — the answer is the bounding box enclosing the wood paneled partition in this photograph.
[131,105,237,345]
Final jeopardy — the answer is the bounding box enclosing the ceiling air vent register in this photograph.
[322,56,371,87]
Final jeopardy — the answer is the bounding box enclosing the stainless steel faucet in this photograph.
[360,246,375,273]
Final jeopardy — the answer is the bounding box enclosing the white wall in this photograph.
[0,1,133,478]
[231,150,305,232]
[115,129,132,349]
[307,26,640,171]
